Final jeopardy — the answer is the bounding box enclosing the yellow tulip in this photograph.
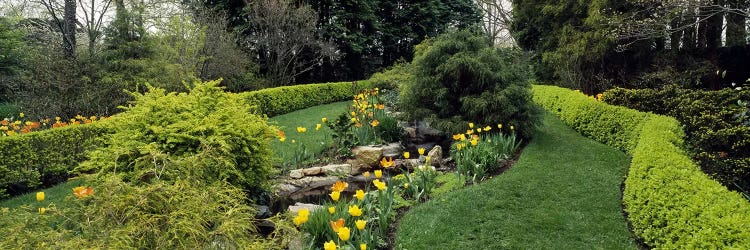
[470,139,478,146]
[363,171,371,178]
[296,127,307,133]
[403,152,410,159]
[498,124,503,129]
[351,111,357,117]
[324,240,337,250]
[373,179,387,190]
[328,206,336,214]
[510,125,515,130]
[316,124,322,131]
[355,189,365,201]
[468,122,474,128]
[279,137,286,142]
[36,192,45,202]
[404,183,409,189]
[484,126,491,131]
[348,205,363,217]
[329,191,341,201]
[425,156,431,164]
[356,219,366,230]
[298,209,309,218]
[338,227,351,241]
[477,128,483,133]
[19,112,24,118]
[38,207,46,214]
[322,117,328,123]
[374,170,382,179]
[360,243,367,250]
[418,147,425,155]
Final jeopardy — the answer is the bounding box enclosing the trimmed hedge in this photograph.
[0,122,113,198]
[239,80,379,117]
[0,80,382,198]
[533,85,750,248]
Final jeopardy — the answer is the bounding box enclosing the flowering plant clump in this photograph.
[1,113,106,137]
[295,177,402,249]
[451,122,521,184]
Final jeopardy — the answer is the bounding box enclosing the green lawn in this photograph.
[269,101,350,167]
[0,177,88,209]
[396,112,637,249]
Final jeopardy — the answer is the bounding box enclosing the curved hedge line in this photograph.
[532,85,750,248]
[0,80,379,198]
[239,80,379,117]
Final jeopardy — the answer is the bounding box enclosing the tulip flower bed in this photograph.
[1,113,105,137]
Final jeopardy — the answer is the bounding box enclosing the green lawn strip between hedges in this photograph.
[269,101,350,165]
[396,112,637,249]
[0,177,87,209]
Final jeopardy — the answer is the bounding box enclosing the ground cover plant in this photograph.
[396,112,637,249]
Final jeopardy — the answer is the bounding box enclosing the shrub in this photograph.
[78,80,276,195]
[0,122,112,198]
[604,86,750,195]
[399,29,540,138]
[533,84,750,248]
[367,61,414,90]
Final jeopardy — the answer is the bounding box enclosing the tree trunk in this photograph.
[682,15,697,49]
[63,0,77,59]
[706,0,724,49]
[697,4,709,48]
[670,15,683,51]
[726,0,747,46]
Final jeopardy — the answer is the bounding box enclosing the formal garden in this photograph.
[2,0,750,249]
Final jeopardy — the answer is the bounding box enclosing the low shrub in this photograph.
[78,80,275,195]
[399,29,540,139]
[533,84,750,248]
[604,86,750,194]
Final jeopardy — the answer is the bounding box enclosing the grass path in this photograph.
[396,112,637,249]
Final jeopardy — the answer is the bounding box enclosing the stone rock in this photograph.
[382,142,402,156]
[275,183,301,196]
[255,205,272,219]
[301,167,323,176]
[322,164,354,175]
[427,145,443,166]
[403,127,417,138]
[352,146,384,167]
[287,176,339,191]
[289,169,304,179]
[288,202,323,213]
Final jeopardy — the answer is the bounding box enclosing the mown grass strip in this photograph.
[396,112,637,249]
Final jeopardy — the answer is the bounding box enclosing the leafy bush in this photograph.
[399,29,540,138]
[533,84,750,248]
[0,175,297,249]
[0,122,112,198]
[367,61,414,90]
[78,80,275,195]
[604,86,750,194]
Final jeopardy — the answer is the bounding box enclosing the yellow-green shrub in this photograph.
[533,84,750,248]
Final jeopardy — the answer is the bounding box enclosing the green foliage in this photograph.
[451,132,520,184]
[533,84,750,248]
[399,29,540,139]
[0,175,295,249]
[604,86,750,195]
[240,81,380,117]
[0,123,112,198]
[328,112,358,158]
[0,17,25,77]
[366,61,414,90]
[78,80,275,195]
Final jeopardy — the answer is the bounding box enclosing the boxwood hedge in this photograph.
[533,85,750,248]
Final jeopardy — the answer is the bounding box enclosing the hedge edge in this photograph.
[0,80,380,198]
[532,84,750,248]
